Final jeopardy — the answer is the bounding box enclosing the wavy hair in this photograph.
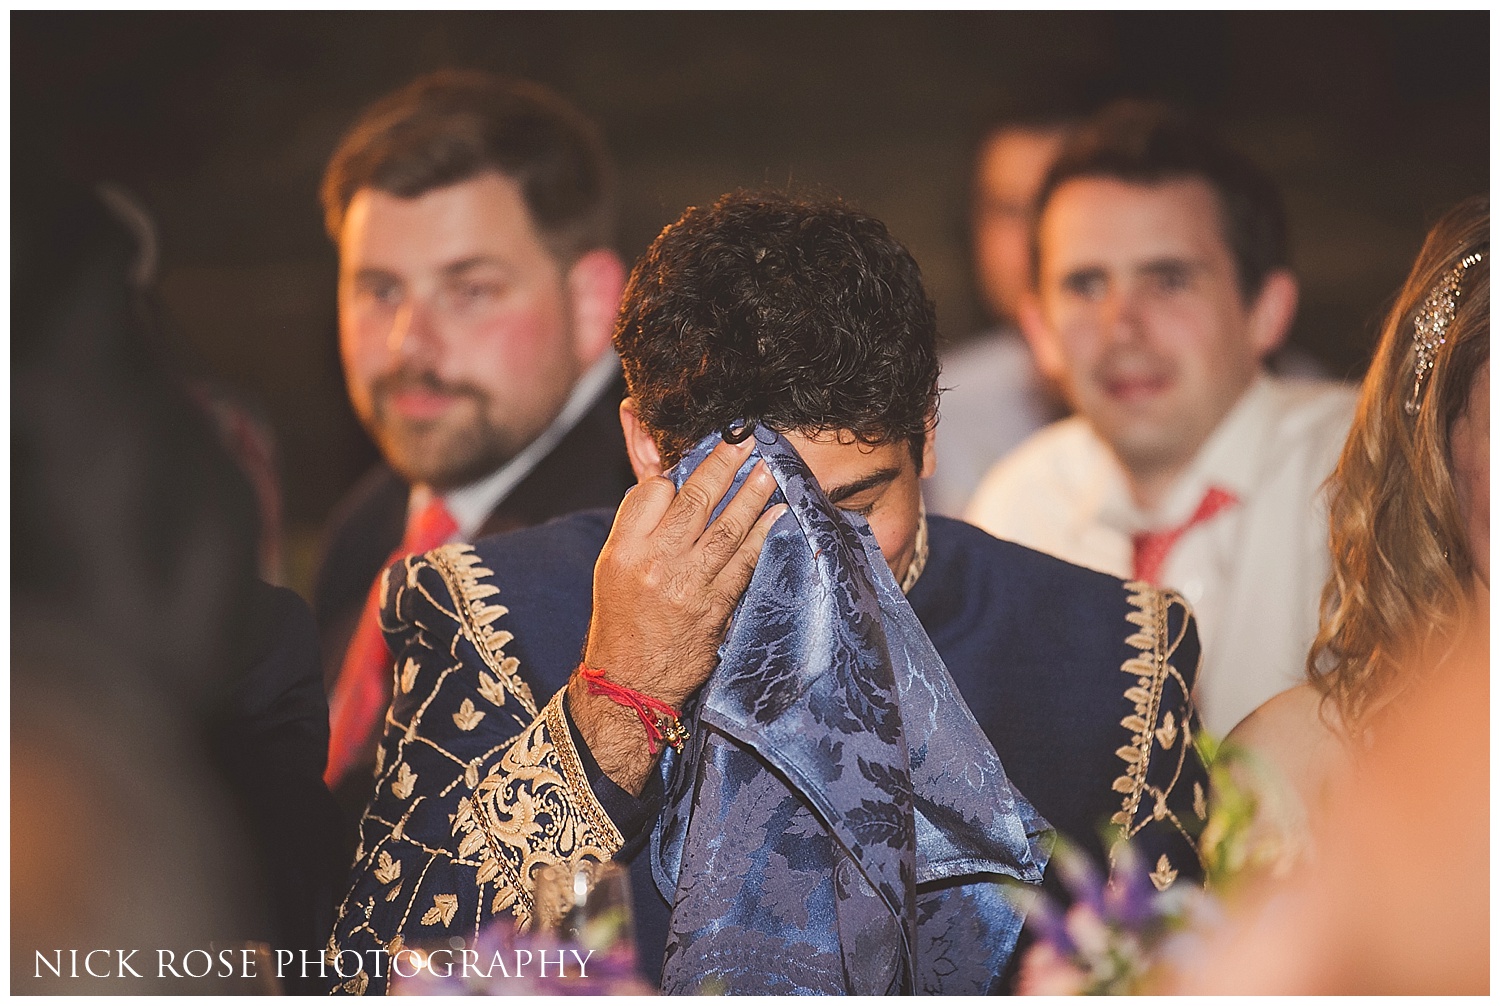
[1308,197,1488,730]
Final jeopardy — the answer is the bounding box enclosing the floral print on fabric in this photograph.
[651,427,1053,994]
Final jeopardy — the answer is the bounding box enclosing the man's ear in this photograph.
[1017,289,1066,383]
[1246,268,1299,360]
[566,248,627,365]
[619,398,664,482]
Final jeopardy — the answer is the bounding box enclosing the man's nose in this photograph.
[1098,287,1145,346]
[386,295,441,361]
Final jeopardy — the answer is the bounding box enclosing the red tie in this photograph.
[325,498,458,788]
[1130,486,1238,586]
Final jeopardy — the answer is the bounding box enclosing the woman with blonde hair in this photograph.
[1171,198,1489,994]
[1227,196,1488,845]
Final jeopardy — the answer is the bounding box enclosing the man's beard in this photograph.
[366,370,521,491]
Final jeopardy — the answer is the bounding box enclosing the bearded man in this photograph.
[314,71,633,801]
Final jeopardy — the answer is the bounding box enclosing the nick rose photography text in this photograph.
[34,946,597,981]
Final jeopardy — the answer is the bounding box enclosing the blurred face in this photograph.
[1033,177,1273,492]
[972,127,1066,323]
[338,172,584,491]
[1449,361,1489,586]
[784,429,935,582]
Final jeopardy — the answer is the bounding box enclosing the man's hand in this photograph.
[567,437,786,794]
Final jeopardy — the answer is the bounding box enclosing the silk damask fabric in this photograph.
[650,427,1052,994]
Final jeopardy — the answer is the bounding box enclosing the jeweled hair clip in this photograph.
[1405,250,1484,415]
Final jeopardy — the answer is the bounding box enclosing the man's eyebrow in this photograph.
[1136,256,1202,277]
[825,467,902,504]
[440,256,507,278]
[351,266,399,282]
[1059,264,1107,285]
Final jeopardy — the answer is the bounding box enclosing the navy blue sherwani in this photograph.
[328,502,1206,994]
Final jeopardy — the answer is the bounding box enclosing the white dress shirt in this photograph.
[924,329,1064,518]
[966,374,1357,736]
[409,351,623,540]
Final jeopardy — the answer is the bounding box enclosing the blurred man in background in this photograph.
[315,71,634,800]
[967,101,1355,737]
[924,114,1071,517]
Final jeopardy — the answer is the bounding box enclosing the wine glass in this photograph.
[528,860,651,993]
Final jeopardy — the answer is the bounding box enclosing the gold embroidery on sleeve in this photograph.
[373,850,401,885]
[543,692,627,851]
[331,541,628,985]
[420,894,459,927]
[453,690,625,929]
[1155,710,1178,750]
[453,698,486,731]
[391,762,417,800]
[477,671,508,706]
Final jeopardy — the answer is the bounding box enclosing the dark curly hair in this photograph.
[614,191,940,470]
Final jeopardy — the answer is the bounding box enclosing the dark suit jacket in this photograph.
[426,511,1209,987]
[207,580,344,993]
[312,376,635,818]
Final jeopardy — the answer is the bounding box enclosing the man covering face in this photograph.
[327,191,1208,995]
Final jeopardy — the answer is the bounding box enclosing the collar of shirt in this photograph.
[1097,373,1277,535]
[409,350,623,539]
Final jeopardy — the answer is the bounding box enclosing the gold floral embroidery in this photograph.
[373,850,401,885]
[1149,855,1179,891]
[1109,582,1202,888]
[543,692,626,850]
[453,698,485,731]
[452,690,624,928]
[477,671,508,707]
[1155,710,1178,750]
[420,894,459,927]
[330,543,625,991]
[427,544,537,717]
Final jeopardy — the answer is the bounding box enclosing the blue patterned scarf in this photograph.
[650,427,1051,994]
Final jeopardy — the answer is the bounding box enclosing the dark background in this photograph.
[14,11,1489,596]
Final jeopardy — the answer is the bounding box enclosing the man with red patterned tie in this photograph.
[314,71,634,807]
[967,101,1356,736]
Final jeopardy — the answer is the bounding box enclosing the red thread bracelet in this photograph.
[578,665,689,755]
